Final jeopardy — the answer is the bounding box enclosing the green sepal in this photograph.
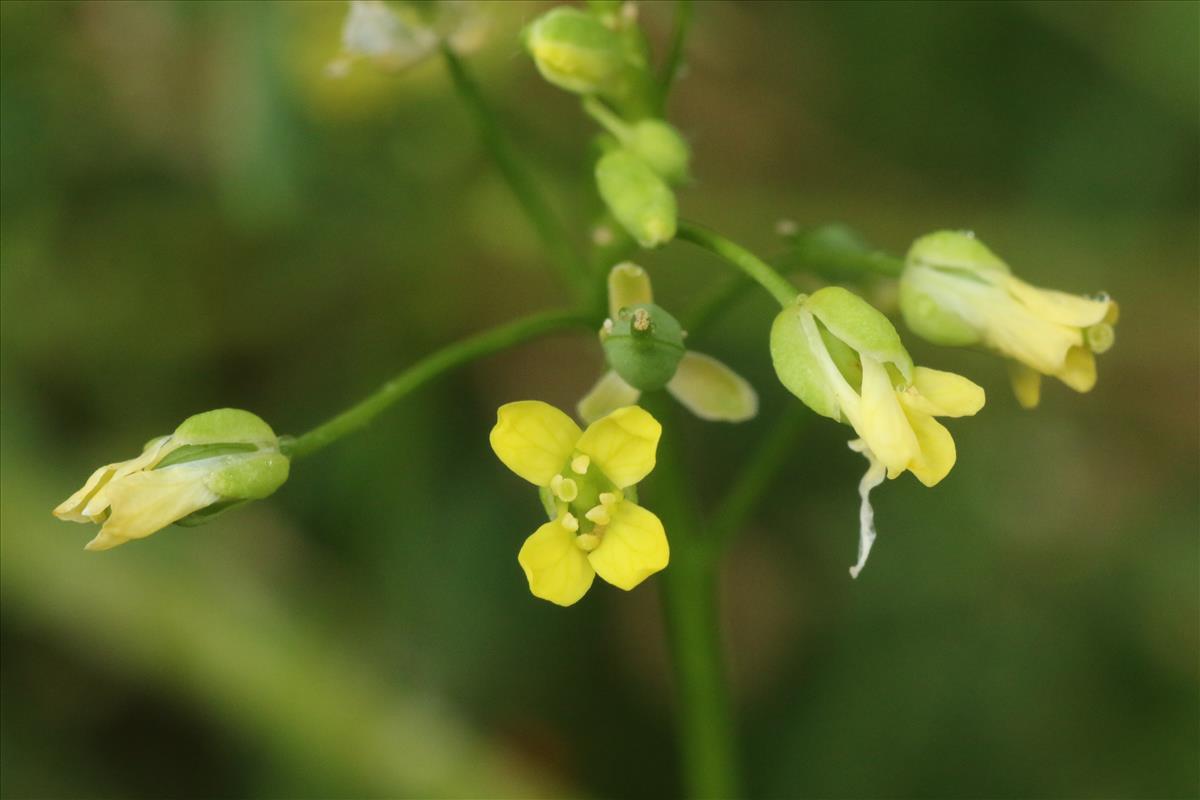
[804,287,912,382]
[205,453,290,501]
[173,408,277,446]
[770,301,842,422]
[602,302,685,392]
[906,230,1010,275]
[154,442,259,469]
[898,270,982,347]
[174,500,248,528]
[538,486,559,521]
[595,148,676,248]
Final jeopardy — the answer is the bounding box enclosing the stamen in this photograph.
[598,491,618,507]
[561,513,579,532]
[554,477,578,502]
[571,454,590,475]
[585,505,610,526]
[1086,323,1114,354]
[575,533,601,552]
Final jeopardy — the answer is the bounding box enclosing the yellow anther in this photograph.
[575,532,601,552]
[561,513,579,532]
[571,454,591,475]
[585,505,611,526]
[554,477,578,502]
[598,491,622,507]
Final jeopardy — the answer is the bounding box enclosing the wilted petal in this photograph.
[667,351,758,423]
[856,356,918,478]
[578,370,641,425]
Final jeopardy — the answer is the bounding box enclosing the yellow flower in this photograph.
[771,287,985,576]
[53,409,289,551]
[578,263,758,424]
[901,231,1118,408]
[490,401,669,606]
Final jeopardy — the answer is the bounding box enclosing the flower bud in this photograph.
[900,230,1117,407]
[601,303,686,392]
[625,119,690,184]
[595,148,676,248]
[53,409,289,551]
[524,7,628,95]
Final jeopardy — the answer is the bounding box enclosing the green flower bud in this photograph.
[583,98,690,184]
[601,303,686,392]
[53,408,289,550]
[771,287,913,422]
[595,148,676,248]
[524,7,627,95]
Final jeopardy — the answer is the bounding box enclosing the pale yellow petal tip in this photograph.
[1008,362,1042,409]
[1056,347,1098,394]
[84,531,127,552]
[607,262,654,319]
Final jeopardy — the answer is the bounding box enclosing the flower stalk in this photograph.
[677,220,798,309]
[284,310,592,460]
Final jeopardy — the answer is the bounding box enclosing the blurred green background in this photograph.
[2,1,1197,798]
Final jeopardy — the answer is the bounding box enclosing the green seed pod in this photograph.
[595,148,676,248]
[601,303,686,392]
[524,7,627,95]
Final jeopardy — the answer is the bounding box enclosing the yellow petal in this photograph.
[855,356,919,477]
[518,519,596,606]
[902,366,985,418]
[56,436,173,523]
[1005,275,1112,328]
[903,408,957,487]
[666,351,758,423]
[588,501,669,590]
[575,405,661,489]
[490,401,582,486]
[577,370,641,425]
[90,465,221,546]
[607,262,653,319]
[981,300,1082,375]
[1055,346,1097,393]
[1007,362,1042,409]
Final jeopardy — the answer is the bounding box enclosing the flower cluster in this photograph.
[524,5,689,248]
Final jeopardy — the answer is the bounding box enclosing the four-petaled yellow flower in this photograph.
[490,401,669,606]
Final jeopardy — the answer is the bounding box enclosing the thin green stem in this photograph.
[677,220,797,309]
[658,0,694,113]
[440,45,591,301]
[642,392,739,800]
[707,404,808,556]
[775,223,904,279]
[284,310,591,460]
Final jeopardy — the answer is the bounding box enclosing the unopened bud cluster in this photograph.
[524,4,690,248]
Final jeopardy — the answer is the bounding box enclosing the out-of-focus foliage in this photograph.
[2,1,1196,798]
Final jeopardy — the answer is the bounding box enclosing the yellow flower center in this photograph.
[548,452,624,549]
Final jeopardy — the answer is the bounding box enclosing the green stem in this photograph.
[658,0,694,113]
[642,393,739,799]
[677,220,797,309]
[707,404,807,555]
[284,310,591,460]
[440,45,591,300]
[775,223,904,278]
